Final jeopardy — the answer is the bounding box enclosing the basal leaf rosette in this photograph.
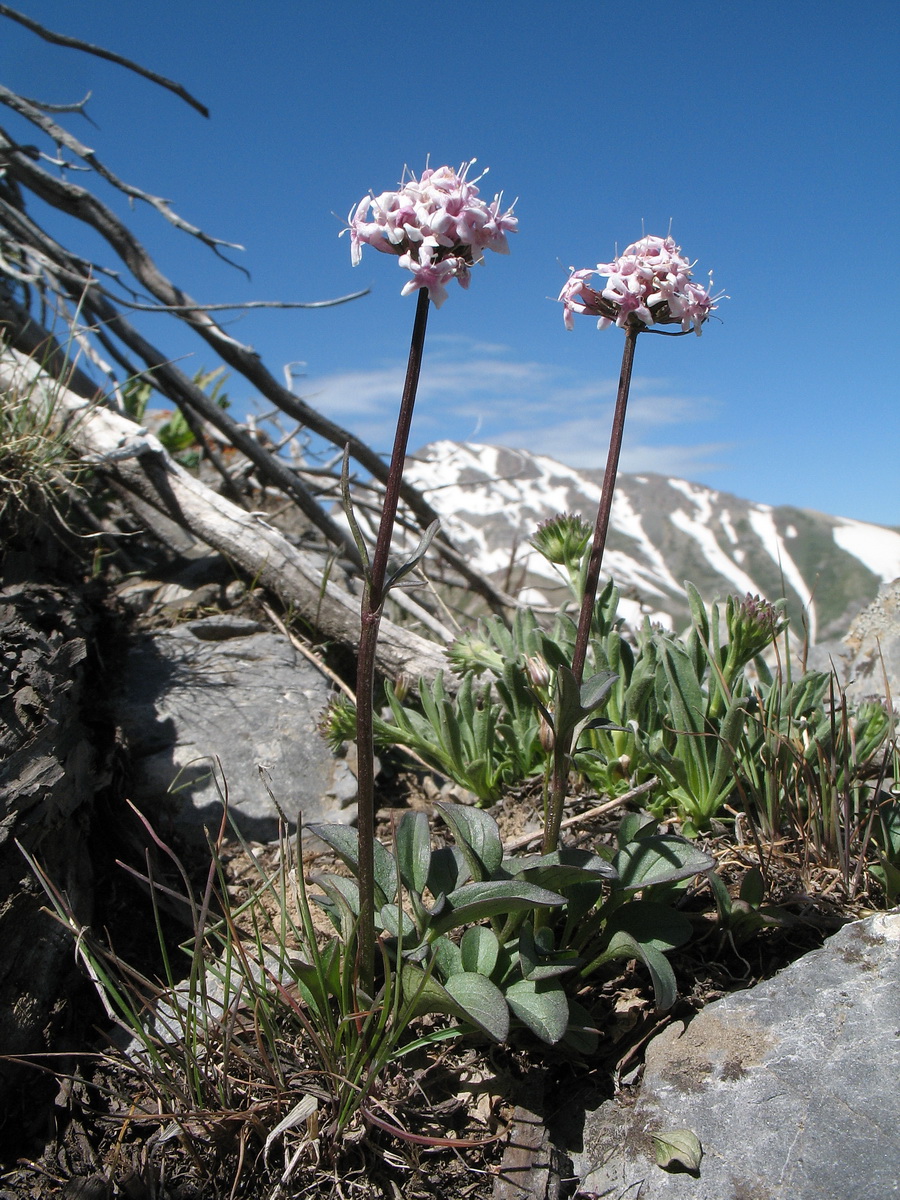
[344,160,517,307]
[559,234,722,335]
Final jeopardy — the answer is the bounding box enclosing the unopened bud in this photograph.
[525,655,551,689]
[392,672,412,703]
[539,714,555,754]
[530,512,592,566]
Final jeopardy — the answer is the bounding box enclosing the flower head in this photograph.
[530,511,593,566]
[344,161,517,306]
[729,593,787,661]
[559,234,723,335]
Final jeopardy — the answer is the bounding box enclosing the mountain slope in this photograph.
[405,441,900,641]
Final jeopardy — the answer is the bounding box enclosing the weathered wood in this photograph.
[0,350,449,686]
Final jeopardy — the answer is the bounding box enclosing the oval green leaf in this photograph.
[505,979,569,1045]
[460,925,500,977]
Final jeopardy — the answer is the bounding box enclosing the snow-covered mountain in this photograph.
[404,441,900,642]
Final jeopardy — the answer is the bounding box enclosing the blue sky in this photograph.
[3,1,898,526]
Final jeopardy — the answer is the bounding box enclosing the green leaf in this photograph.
[553,665,584,741]
[612,834,714,891]
[685,581,710,646]
[384,519,440,591]
[580,670,618,713]
[513,848,618,891]
[600,930,678,1010]
[444,973,509,1041]
[518,922,582,981]
[306,823,397,905]
[430,880,565,938]
[505,979,569,1044]
[401,965,508,1041]
[562,998,600,1055]
[435,802,504,880]
[738,866,764,908]
[310,872,359,915]
[309,873,359,941]
[870,858,900,904]
[616,811,657,847]
[707,870,733,922]
[378,903,418,948]
[430,935,464,979]
[395,810,431,896]
[651,1128,703,1172]
[460,925,500,977]
[602,900,693,953]
[426,845,468,899]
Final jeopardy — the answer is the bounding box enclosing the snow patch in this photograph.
[747,508,817,643]
[833,520,900,581]
[720,509,739,546]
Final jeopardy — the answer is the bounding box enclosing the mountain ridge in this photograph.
[403,441,900,642]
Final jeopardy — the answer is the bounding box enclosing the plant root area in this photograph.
[0,760,872,1200]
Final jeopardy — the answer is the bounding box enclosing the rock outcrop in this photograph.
[115,613,356,840]
[572,910,900,1200]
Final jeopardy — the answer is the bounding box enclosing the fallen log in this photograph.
[0,348,450,686]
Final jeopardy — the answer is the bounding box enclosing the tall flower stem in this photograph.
[355,287,430,994]
[571,321,640,681]
[543,320,640,854]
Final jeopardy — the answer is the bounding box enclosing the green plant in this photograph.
[0,347,89,534]
[707,867,791,945]
[322,578,659,808]
[869,786,900,903]
[18,801,476,1182]
[309,802,713,1047]
[122,367,232,465]
[734,659,894,892]
[639,588,787,833]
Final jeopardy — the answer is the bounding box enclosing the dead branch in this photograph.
[0,31,511,614]
[0,6,210,117]
[0,347,449,685]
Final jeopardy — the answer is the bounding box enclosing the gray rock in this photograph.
[842,577,900,707]
[0,580,99,1114]
[116,615,354,839]
[573,910,900,1200]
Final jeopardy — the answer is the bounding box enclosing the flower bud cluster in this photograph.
[530,512,592,567]
[345,162,517,307]
[732,593,786,659]
[559,235,720,335]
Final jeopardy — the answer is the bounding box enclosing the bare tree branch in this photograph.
[0,87,245,266]
[0,6,210,118]
[0,347,450,683]
[113,292,371,313]
[16,91,97,122]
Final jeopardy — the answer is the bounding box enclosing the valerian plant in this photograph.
[342,161,517,991]
[308,802,713,1046]
[542,236,725,851]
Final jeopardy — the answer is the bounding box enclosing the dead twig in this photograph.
[504,777,660,852]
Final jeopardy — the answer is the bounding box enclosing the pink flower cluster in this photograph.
[345,162,517,307]
[559,235,719,335]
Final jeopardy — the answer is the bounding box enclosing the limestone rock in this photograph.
[842,577,900,707]
[573,910,900,1200]
[115,614,353,840]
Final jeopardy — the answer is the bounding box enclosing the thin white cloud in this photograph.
[304,338,729,471]
[481,418,732,475]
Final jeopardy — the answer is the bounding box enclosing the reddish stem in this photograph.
[543,321,640,854]
[571,321,640,682]
[355,287,430,994]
